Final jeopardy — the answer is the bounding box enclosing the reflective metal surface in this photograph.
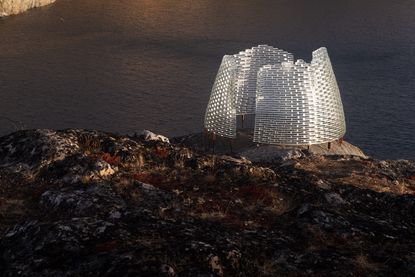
[204,45,346,145]
[233,45,294,114]
[204,55,238,138]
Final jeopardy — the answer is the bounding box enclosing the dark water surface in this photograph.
[1,0,414,159]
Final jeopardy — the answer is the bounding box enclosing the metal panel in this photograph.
[253,60,314,145]
[233,45,294,114]
[204,55,238,138]
[309,47,346,144]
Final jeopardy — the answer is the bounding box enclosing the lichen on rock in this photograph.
[0,129,414,276]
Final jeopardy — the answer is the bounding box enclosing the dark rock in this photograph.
[0,129,414,276]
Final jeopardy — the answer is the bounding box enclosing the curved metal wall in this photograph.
[308,48,346,144]
[233,45,294,114]
[204,55,238,138]
[253,60,314,145]
[204,46,346,145]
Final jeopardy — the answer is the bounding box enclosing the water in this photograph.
[0,0,414,159]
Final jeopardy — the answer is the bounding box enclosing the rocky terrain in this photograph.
[0,0,55,17]
[0,129,414,276]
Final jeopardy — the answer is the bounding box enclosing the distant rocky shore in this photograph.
[0,129,414,276]
[0,0,55,17]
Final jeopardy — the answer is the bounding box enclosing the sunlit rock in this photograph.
[0,0,56,17]
[139,130,170,143]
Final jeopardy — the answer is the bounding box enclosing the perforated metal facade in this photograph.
[233,45,294,114]
[254,60,313,145]
[204,55,238,137]
[204,45,346,145]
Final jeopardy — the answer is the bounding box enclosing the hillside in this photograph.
[0,129,414,276]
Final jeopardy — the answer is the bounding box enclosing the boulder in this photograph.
[139,130,170,143]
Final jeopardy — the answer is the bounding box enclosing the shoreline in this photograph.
[0,0,56,17]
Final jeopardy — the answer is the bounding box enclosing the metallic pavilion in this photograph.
[204,45,346,146]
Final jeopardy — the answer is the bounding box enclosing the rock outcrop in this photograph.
[0,129,414,276]
[0,0,55,17]
[173,130,368,162]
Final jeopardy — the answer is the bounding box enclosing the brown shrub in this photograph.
[133,172,165,186]
[153,147,170,159]
[354,254,380,274]
[238,185,276,206]
[101,153,121,165]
